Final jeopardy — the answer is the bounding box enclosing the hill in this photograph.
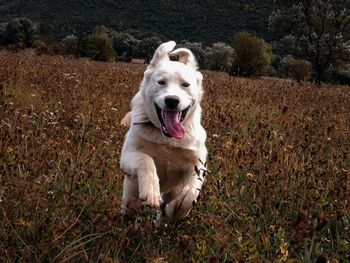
[0,0,283,45]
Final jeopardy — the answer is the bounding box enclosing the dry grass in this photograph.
[0,50,349,262]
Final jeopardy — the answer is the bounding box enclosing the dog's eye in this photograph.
[182,82,190,87]
[157,80,166,85]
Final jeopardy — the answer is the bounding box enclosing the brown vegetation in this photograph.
[0,50,349,262]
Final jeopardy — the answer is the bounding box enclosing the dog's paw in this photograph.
[139,190,163,207]
[165,189,197,219]
[139,180,163,207]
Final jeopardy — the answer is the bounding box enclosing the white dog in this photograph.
[120,41,207,219]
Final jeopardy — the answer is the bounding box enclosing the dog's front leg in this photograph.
[121,151,163,208]
[165,159,207,219]
[164,144,207,219]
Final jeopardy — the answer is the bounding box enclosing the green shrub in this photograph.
[137,36,162,63]
[34,40,55,55]
[60,35,79,57]
[82,29,115,61]
[323,66,350,85]
[0,24,5,45]
[232,32,272,76]
[110,31,140,61]
[2,17,36,49]
[289,60,312,83]
[279,56,313,82]
[205,42,235,72]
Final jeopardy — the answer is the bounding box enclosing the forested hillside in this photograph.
[0,0,282,44]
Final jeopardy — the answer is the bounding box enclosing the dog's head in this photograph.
[140,41,204,140]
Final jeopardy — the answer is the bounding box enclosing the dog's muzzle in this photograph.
[155,103,190,139]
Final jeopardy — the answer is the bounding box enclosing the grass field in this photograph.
[1,50,349,262]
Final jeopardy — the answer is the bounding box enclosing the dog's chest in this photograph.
[139,140,198,180]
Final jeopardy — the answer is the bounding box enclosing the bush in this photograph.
[205,42,235,72]
[289,60,312,83]
[0,23,5,45]
[137,36,162,63]
[60,35,79,57]
[2,18,36,49]
[82,28,115,61]
[110,31,140,61]
[34,40,55,55]
[110,30,165,62]
[323,66,350,85]
[279,56,313,82]
[232,32,272,76]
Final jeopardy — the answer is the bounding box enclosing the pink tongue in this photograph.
[163,111,185,139]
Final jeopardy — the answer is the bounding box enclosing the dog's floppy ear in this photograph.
[149,41,176,67]
[169,48,198,69]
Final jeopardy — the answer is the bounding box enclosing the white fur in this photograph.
[120,41,207,219]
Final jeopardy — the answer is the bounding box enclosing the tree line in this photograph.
[0,0,280,45]
[0,0,349,85]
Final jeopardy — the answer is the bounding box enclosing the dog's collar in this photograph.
[133,121,156,127]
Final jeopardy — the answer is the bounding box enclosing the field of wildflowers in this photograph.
[1,50,349,262]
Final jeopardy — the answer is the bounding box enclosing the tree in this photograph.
[269,0,350,84]
[37,23,55,44]
[82,26,115,61]
[323,66,350,85]
[110,31,140,61]
[60,35,79,56]
[205,42,235,72]
[279,55,313,82]
[137,36,162,63]
[232,32,272,76]
[2,17,36,48]
[0,23,6,45]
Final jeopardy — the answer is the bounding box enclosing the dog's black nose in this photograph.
[165,96,180,109]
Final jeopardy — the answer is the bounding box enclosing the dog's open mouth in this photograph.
[155,103,190,139]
